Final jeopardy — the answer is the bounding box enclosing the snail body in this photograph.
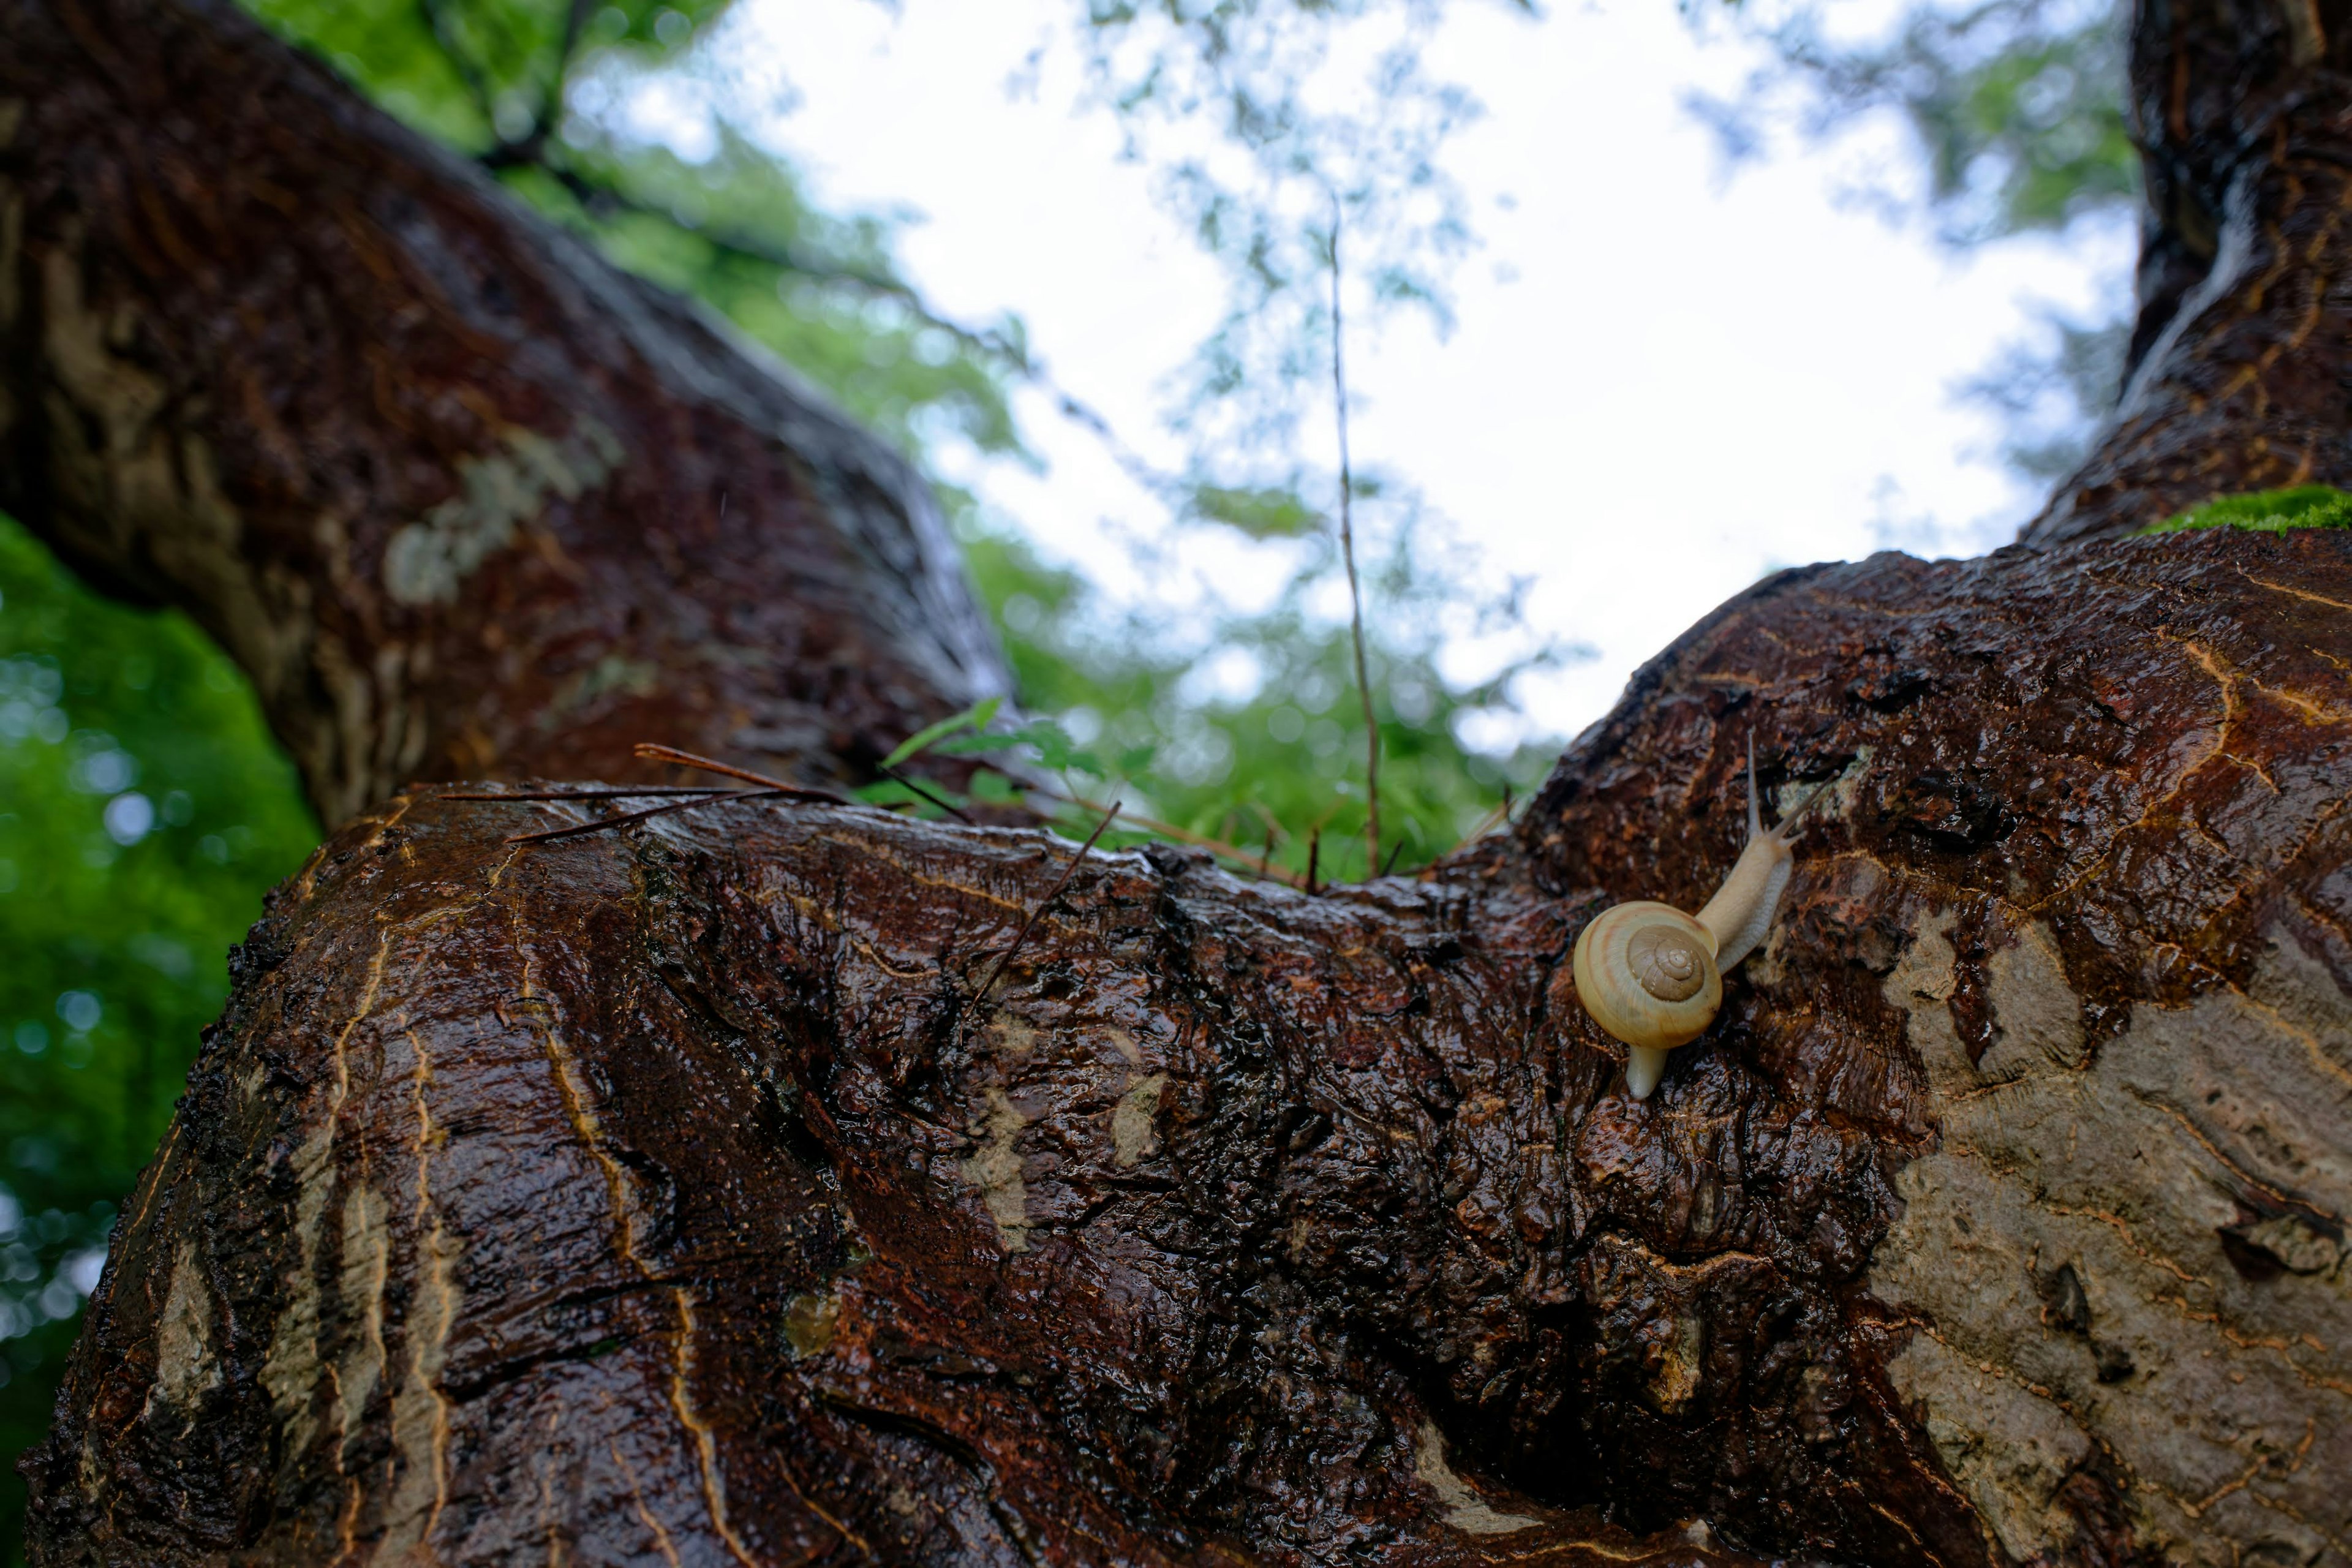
[1573,741,1820,1099]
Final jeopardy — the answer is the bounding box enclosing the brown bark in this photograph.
[0,0,1006,826]
[6,0,2352,1563]
[2028,0,2352,541]
[24,529,2352,1566]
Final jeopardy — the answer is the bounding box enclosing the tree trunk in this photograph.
[2028,0,2352,542]
[6,0,2351,1564]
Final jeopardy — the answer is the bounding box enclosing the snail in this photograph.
[1572,740,1829,1099]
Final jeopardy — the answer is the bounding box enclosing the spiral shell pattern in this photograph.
[1570,901,1723,1051]
[1627,923,1706,1001]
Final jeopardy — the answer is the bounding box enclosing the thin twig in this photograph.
[545,0,596,130]
[472,122,1191,535]
[1328,194,1379,876]
[494,143,1159,489]
[878,764,974,823]
[504,788,779,845]
[415,0,499,129]
[428,4,1184,570]
[1306,829,1322,895]
[1381,840,1406,877]
[474,0,597,172]
[443,786,731,802]
[632,744,848,804]
[1024,786,1305,888]
[969,801,1120,1011]
[1460,783,1523,845]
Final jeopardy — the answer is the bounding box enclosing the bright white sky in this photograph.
[640,0,2131,743]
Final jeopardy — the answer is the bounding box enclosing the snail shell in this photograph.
[1571,739,1828,1099]
[1571,902,1722,1052]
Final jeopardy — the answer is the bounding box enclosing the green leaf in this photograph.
[970,770,1020,804]
[880,696,1000,769]
[851,777,969,818]
[1187,484,1323,540]
[930,729,1022,756]
[1001,717,1104,777]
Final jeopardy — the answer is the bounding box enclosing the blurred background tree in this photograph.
[0,0,2143,1553]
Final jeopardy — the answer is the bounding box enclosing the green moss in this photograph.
[2143,484,2352,535]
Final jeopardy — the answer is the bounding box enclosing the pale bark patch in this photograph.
[782,1288,841,1359]
[962,1087,1031,1253]
[1411,1421,1539,1536]
[259,1123,339,1469]
[377,1223,461,1556]
[337,1183,390,1457]
[142,1245,221,1422]
[982,1015,1036,1057]
[1888,1332,2092,1562]
[1112,1074,1166,1168]
[382,422,621,606]
[1874,913,2352,1567]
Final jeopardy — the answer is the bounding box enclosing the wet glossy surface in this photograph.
[0,0,1004,827]
[31,529,2351,1565]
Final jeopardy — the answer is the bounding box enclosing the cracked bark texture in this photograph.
[6,0,2352,1561]
[0,0,1006,827]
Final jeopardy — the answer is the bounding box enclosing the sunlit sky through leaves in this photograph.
[607,0,2134,745]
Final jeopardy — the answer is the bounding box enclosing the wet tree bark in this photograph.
[5,0,2351,1564]
[0,0,1006,827]
[2029,0,2352,542]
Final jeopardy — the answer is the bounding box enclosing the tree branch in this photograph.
[0,0,1009,823]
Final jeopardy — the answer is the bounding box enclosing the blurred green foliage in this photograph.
[937,521,1557,882]
[241,0,737,150]
[243,0,1031,458]
[505,130,1024,459]
[1,0,1555,1553]
[1727,0,2135,245]
[0,521,318,1555]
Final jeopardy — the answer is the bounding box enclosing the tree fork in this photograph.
[26,530,2352,1566]
[3,0,2351,1562]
